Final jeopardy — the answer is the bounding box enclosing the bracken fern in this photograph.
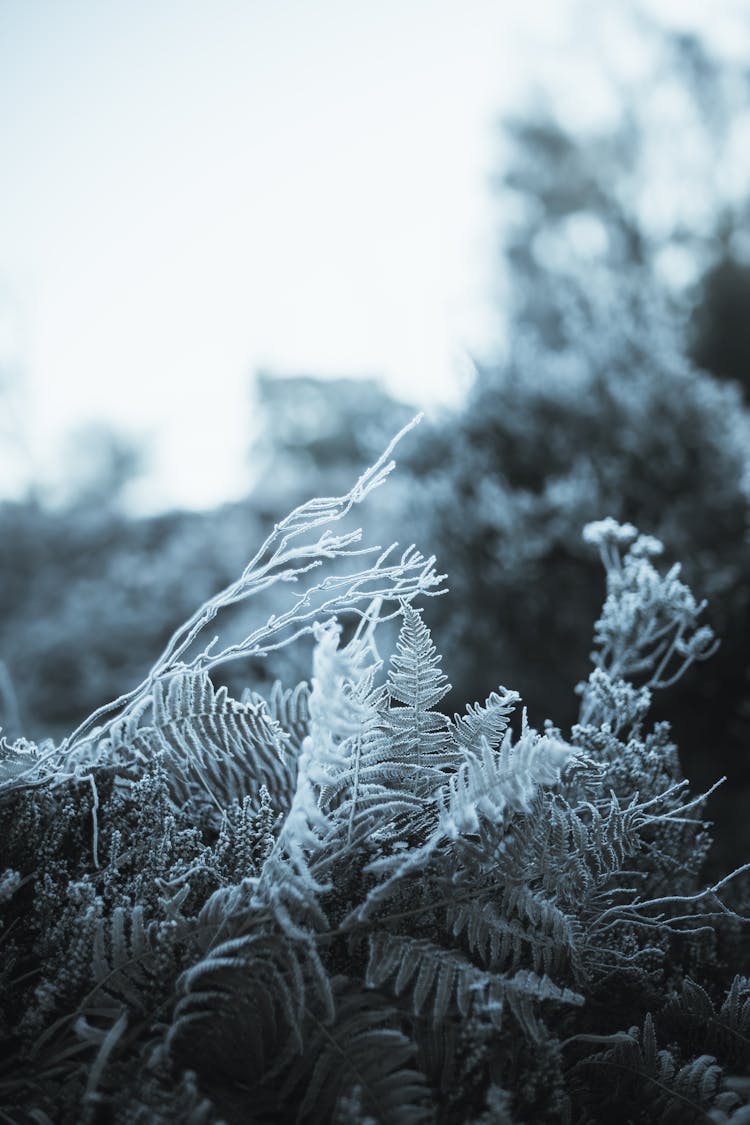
[0,425,748,1124]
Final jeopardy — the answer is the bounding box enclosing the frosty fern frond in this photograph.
[365,931,583,1035]
[245,678,311,760]
[451,687,520,752]
[385,603,459,795]
[105,671,295,825]
[436,725,580,839]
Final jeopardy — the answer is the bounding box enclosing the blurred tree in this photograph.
[52,423,148,512]
[249,370,415,510]
[0,296,36,502]
[496,7,750,393]
[691,237,750,386]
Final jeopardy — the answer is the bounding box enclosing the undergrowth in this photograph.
[1,421,748,1124]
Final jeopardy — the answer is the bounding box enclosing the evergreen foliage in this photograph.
[1,435,748,1123]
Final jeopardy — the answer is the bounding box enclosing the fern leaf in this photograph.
[366,932,582,1040]
[575,1012,742,1123]
[245,679,311,761]
[500,791,644,914]
[90,905,159,1012]
[114,672,295,821]
[281,979,433,1125]
[659,976,750,1072]
[169,931,332,1087]
[451,687,520,752]
[388,606,450,711]
[446,895,583,980]
[386,605,457,791]
[437,728,580,839]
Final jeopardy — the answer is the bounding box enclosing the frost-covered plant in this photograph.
[580,519,719,706]
[0,438,748,1124]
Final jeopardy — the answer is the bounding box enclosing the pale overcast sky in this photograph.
[0,0,745,511]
